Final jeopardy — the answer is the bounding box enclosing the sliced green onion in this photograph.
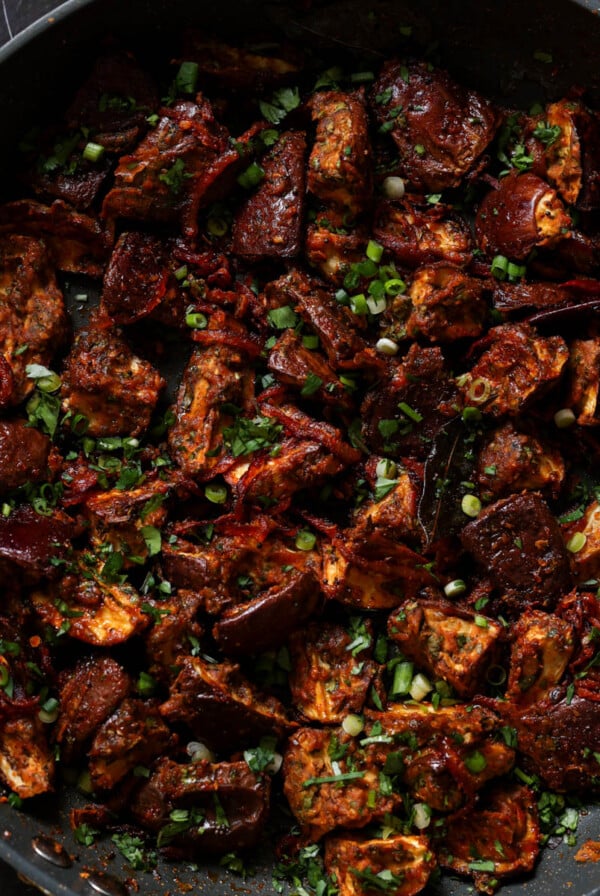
[82,141,105,163]
[409,672,433,701]
[462,494,482,517]
[342,714,364,736]
[186,741,214,762]
[366,240,384,263]
[205,483,228,504]
[554,408,576,429]
[295,529,317,551]
[490,254,509,280]
[567,532,587,553]
[384,278,406,296]
[391,661,414,697]
[467,377,491,404]
[207,216,228,237]
[464,750,487,773]
[37,372,62,393]
[174,265,188,281]
[185,311,208,329]
[444,579,466,598]
[366,295,387,315]
[486,664,507,686]
[382,176,405,199]
[349,293,368,315]
[39,696,60,724]
[302,334,319,350]
[0,664,10,687]
[376,337,399,355]
[376,458,398,479]
[507,261,526,280]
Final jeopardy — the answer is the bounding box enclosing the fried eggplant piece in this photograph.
[83,478,172,566]
[236,437,347,506]
[60,318,165,437]
[0,234,67,406]
[54,656,132,764]
[0,420,51,493]
[506,610,574,706]
[565,338,600,425]
[265,270,367,368]
[476,421,564,500]
[351,468,421,547]
[461,493,572,612]
[373,198,473,268]
[160,656,291,752]
[145,589,204,680]
[524,100,583,205]
[506,693,600,791]
[436,785,540,892]
[475,171,572,261]
[213,569,321,657]
[232,130,306,260]
[0,504,74,580]
[31,561,149,646]
[387,599,504,698]
[102,98,228,236]
[305,213,366,285]
[406,263,486,343]
[168,343,254,478]
[361,343,458,460]
[458,323,568,417]
[0,199,109,276]
[89,698,174,790]
[0,715,54,799]
[321,537,434,610]
[267,329,352,409]
[366,703,515,807]
[324,833,436,896]
[182,36,302,90]
[27,129,112,211]
[130,758,270,855]
[491,278,574,314]
[308,90,372,216]
[66,51,159,153]
[371,61,497,191]
[283,726,402,840]
[288,619,378,723]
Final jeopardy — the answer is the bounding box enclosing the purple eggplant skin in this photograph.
[212,569,322,657]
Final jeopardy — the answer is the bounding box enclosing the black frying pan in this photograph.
[0,1,599,894]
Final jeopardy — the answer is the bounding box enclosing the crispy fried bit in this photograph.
[371,60,498,191]
[476,421,565,500]
[305,214,366,285]
[283,726,402,840]
[0,234,67,405]
[160,656,291,752]
[60,318,165,437]
[130,758,270,855]
[406,263,486,342]
[168,344,254,478]
[289,619,378,723]
[437,785,540,892]
[54,656,131,764]
[324,833,436,896]
[88,698,174,790]
[458,323,568,418]
[308,90,372,216]
[373,198,473,268]
[388,599,503,698]
[461,492,573,612]
[506,610,574,706]
[233,130,306,259]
